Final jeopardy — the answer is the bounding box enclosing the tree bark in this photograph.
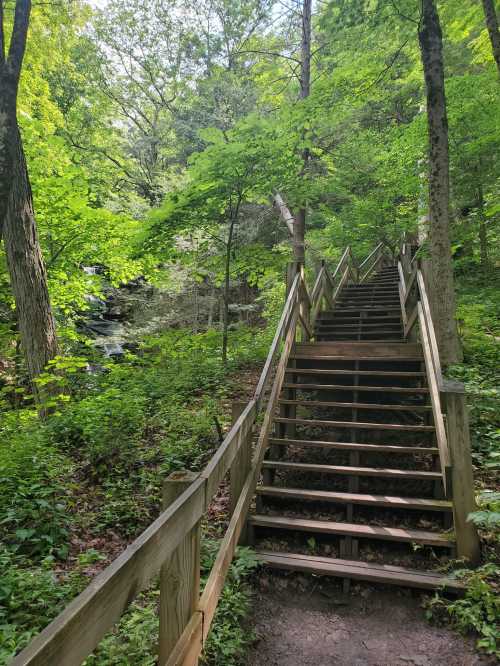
[221,217,236,366]
[476,183,489,272]
[0,0,58,389]
[294,0,312,266]
[418,0,462,365]
[481,0,500,75]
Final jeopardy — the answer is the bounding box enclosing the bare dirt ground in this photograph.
[245,573,494,666]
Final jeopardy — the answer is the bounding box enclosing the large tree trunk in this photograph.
[0,0,58,390]
[418,0,462,365]
[481,0,500,75]
[1,112,58,383]
[294,0,312,266]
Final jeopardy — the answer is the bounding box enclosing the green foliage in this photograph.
[425,564,500,657]
[0,414,70,558]
[201,541,260,665]
[81,542,259,666]
[0,550,85,664]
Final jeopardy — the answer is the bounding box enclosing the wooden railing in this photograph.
[398,242,451,496]
[13,242,428,666]
[397,240,480,563]
[10,259,324,666]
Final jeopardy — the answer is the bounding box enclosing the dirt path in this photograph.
[246,574,492,666]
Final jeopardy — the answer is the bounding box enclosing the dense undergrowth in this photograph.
[424,275,500,658]
[0,325,272,664]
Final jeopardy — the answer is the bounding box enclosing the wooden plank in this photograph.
[417,271,443,385]
[285,369,425,377]
[274,416,434,431]
[294,342,421,358]
[256,552,463,591]
[160,472,201,666]
[268,437,438,454]
[201,399,256,502]
[11,478,206,666]
[441,381,480,564]
[249,515,453,547]
[404,304,418,338]
[256,486,452,511]
[283,383,430,394]
[418,304,451,496]
[399,281,408,328]
[254,273,300,408]
[404,264,418,305]
[358,243,383,270]
[230,403,252,517]
[278,399,431,412]
[262,460,441,480]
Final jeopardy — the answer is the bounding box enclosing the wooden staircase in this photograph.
[250,264,463,591]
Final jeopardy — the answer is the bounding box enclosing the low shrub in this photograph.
[0,413,70,558]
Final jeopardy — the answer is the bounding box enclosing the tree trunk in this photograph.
[418,0,462,365]
[481,0,500,75]
[1,115,58,383]
[294,0,312,266]
[0,0,58,392]
[221,217,236,366]
[476,183,489,273]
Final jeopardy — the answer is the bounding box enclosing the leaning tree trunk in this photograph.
[481,0,500,75]
[0,0,58,392]
[418,0,462,366]
[1,112,58,384]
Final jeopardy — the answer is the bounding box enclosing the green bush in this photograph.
[0,549,85,663]
[47,387,147,474]
[202,541,260,665]
[425,564,500,657]
[0,414,70,558]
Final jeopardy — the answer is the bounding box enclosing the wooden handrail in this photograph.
[11,241,386,666]
[418,303,451,496]
[358,242,382,270]
[166,309,299,665]
[254,272,300,408]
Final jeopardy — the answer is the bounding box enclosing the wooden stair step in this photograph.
[274,416,434,431]
[262,460,441,479]
[316,323,403,329]
[291,357,422,363]
[249,515,453,547]
[255,552,462,591]
[333,307,401,313]
[283,383,429,394]
[268,437,438,454]
[279,399,431,412]
[285,369,425,377]
[256,486,452,511]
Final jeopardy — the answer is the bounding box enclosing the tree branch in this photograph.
[0,0,5,66]
[7,0,31,83]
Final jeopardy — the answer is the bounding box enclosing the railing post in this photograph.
[440,380,481,565]
[159,471,201,666]
[230,402,252,543]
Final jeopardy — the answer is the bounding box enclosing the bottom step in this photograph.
[256,551,463,592]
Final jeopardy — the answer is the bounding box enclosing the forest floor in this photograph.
[245,573,494,666]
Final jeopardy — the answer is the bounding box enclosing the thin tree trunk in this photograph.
[221,218,236,366]
[294,0,312,266]
[418,0,462,365]
[0,0,58,392]
[477,183,489,272]
[481,0,500,75]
